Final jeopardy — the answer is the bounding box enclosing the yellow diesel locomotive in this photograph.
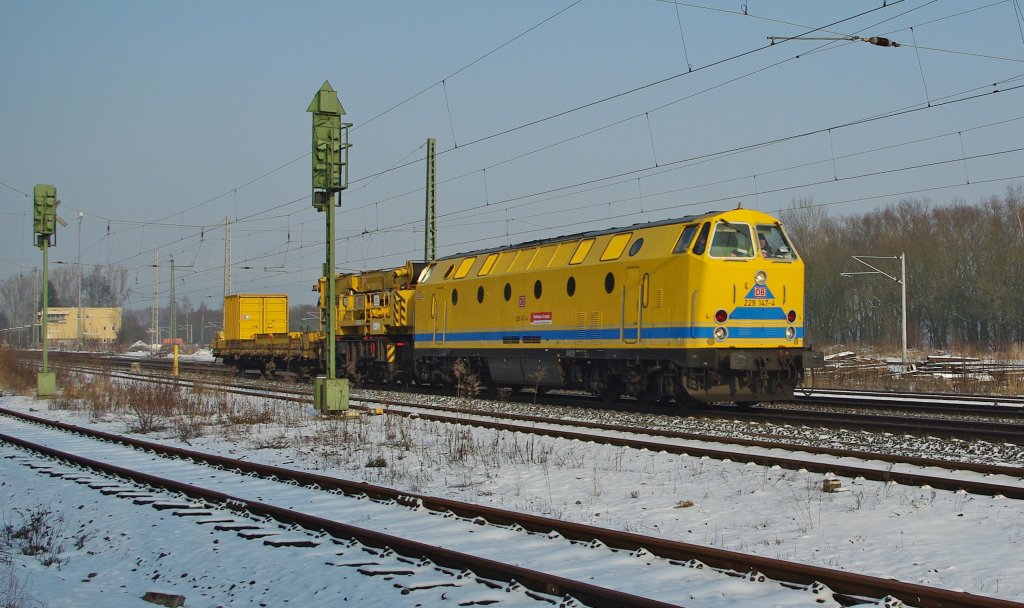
[214,207,822,405]
[411,207,822,405]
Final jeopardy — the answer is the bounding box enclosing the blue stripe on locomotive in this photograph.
[414,325,804,343]
[727,307,786,320]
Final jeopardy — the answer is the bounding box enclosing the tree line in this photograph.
[781,184,1024,352]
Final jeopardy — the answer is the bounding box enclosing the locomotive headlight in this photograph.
[785,326,796,341]
[714,326,728,341]
[754,271,767,285]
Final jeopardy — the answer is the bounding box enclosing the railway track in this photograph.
[38,361,1024,499]
[44,351,1024,446]
[9,371,1024,505]
[2,412,1018,608]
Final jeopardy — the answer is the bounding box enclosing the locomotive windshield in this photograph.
[708,221,754,258]
[756,224,797,260]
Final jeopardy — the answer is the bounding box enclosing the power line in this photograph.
[368,75,1024,235]
[116,0,910,233]
[105,69,1024,294]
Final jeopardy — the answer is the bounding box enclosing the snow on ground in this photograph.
[113,349,217,362]
[178,349,216,363]
[2,387,1023,606]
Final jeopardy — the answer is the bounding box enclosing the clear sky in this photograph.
[3,1,1024,311]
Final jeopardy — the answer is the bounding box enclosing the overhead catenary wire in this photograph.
[373,76,1024,236]
[94,67,1024,305]
[24,1,1024,307]
[86,1,917,241]
[340,0,916,194]
[95,2,923,287]
[2,0,983,252]
[910,27,933,107]
[672,2,694,72]
[343,0,950,210]
[112,71,1024,305]
[1015,0,1024,46]
[163,162,1024,305]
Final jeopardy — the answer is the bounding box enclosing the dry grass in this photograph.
[0,348,38,395]
[810,348,1024,395]
[53,372,119,417]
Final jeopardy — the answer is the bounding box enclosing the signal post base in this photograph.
[314,376,350,413]
[36,371,56,399]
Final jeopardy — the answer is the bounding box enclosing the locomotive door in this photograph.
[431,289,447,344]
[432,290,444,343]
[622,267,642,343]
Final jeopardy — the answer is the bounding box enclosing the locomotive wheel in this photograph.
[599,376,623,403]
[672,382,701,410]
[636,382,659,406]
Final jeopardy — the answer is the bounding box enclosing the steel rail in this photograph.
[0,432,683,608]
[10,369,1024,500]
[794,388,1024,417]
[93,363,1024,444]
[1,417,1019,608]
[716,407,1024,442]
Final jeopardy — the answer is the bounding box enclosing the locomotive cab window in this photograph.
[673,224,699,254]
[755,224,798,260]
[709,222,754,259]
[691,223,710,256]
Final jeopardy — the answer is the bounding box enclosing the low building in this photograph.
[42,307,121,349]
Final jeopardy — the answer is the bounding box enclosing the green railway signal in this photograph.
[307,81,350,195]
[33,184,57,237]
[32,183,57,397]
[308,80,352,413]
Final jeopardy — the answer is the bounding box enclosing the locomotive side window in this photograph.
[600,233,632,261]
[756,224,798,260]
[534,280,542,299]
[691,223,710,256]
[569,239,595,265]
[477,286,484,303]
[504,283,512,302]
[478,253,499,276]
[673,224,699,254]
[442,264,455,279]
[604,272,615,294]
[453,257,476,279]
[628,238,644,256]
[566,276,576,296]
[709,222,754,258]
[452,289,459,305]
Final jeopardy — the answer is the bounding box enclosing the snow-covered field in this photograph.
[2,386,1022,607]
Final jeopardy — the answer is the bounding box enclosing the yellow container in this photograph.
[223,294,289,340]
